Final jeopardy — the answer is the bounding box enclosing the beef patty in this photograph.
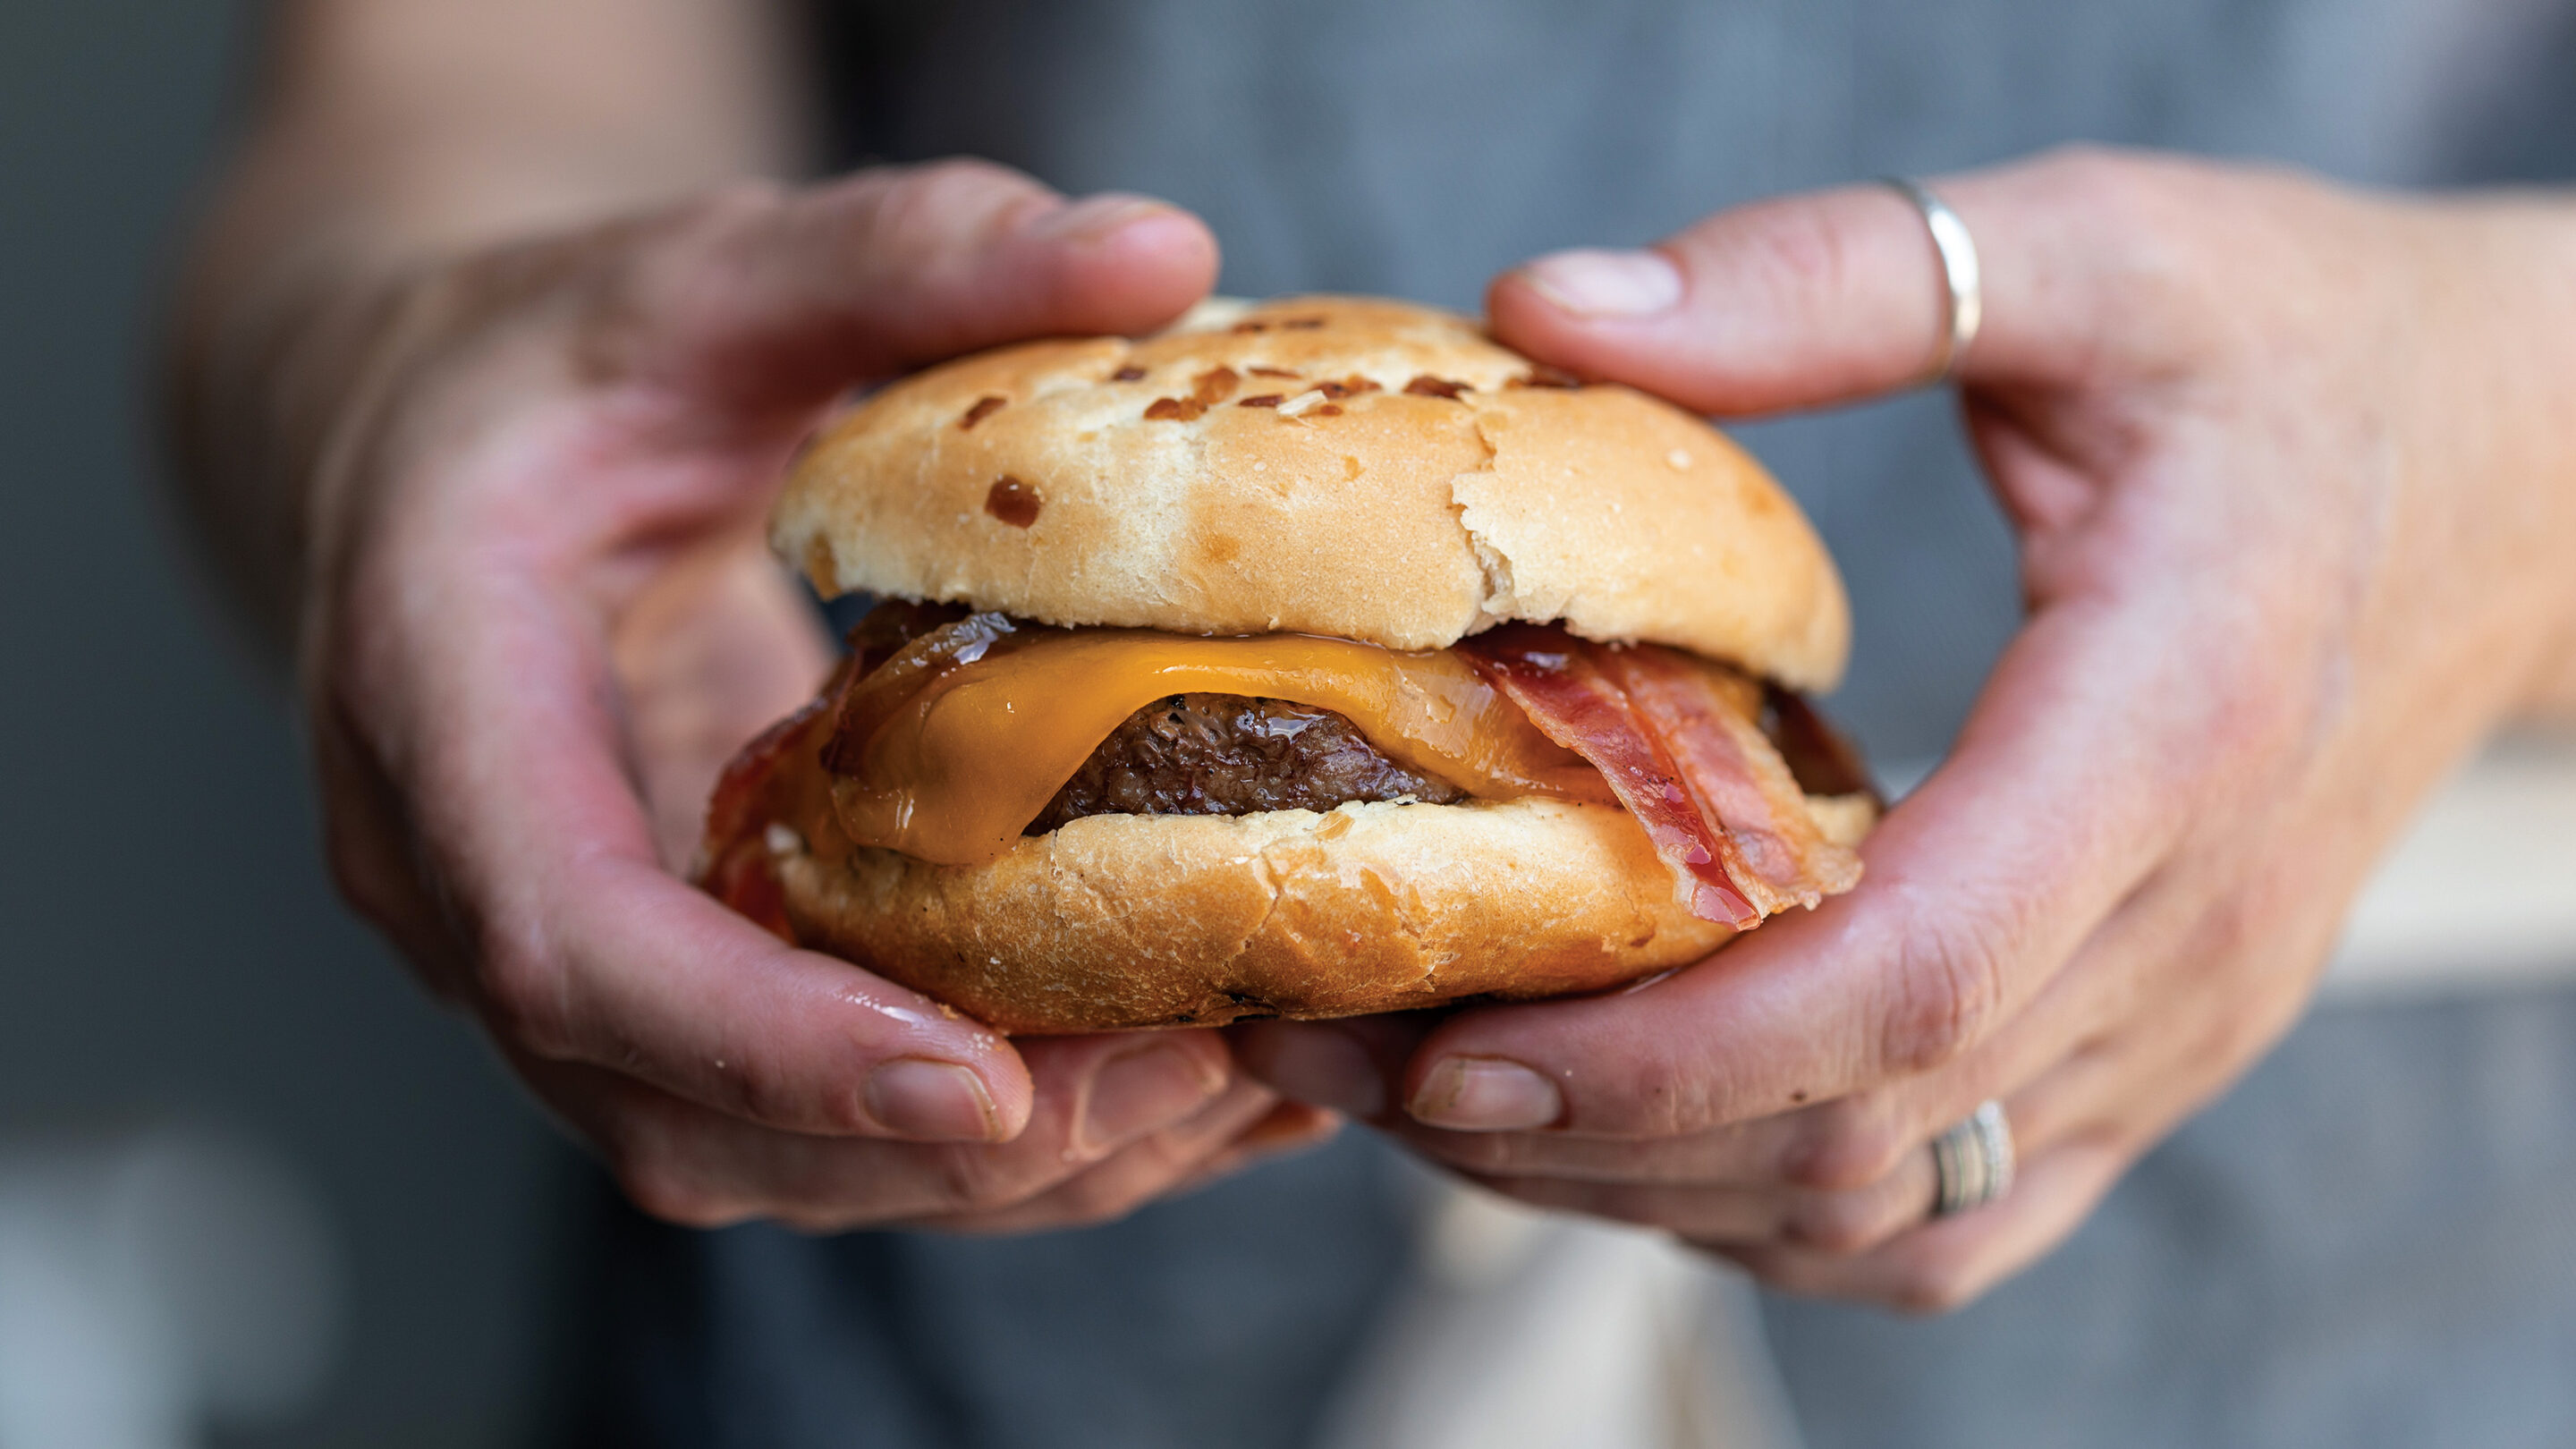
[1028,693,1466,833]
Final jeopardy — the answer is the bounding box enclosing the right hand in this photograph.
[299,159,1331,1233]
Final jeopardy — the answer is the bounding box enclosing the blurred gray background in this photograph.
[0,4,561,1445]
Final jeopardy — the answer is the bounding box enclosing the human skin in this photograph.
[1237,149,2576,1309]
[171,0,1328,1233]
[179,6,2576,1281]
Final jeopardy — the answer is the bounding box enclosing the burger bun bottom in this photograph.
[770,794,1863,1035]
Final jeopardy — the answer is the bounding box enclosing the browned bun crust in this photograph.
[761,778,1876,1035]
[775,295,1852,691]
[772,797,1727,1033]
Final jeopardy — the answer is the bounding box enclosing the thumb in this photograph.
[620,158,1220,416]
[1484,148,2162,414]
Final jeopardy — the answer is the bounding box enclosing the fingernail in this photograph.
[1409,1057,1563,1131]
[1517,249,1683,318]
[1082,1043,1224,1149]
[1239,1102,1344,1153]
[1022,193,1174,245]
[865,1058,1000,1142]
[1256,1027,1387,1118]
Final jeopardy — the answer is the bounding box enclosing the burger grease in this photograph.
[700,297,1877,1033]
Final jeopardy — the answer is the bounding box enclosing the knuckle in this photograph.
[1784,1185,1914,1256]
[690,176,793,229]
[1879,921,2012,1075]
[1782,1200,1877,1257]
[926,1142,1038,1214]
[2031,143,2148,202]
[473,933,576,1060]
[732,1073,835,1139]
[655,178,796,262]
[906,155,1038,200]
[613,1151,752,1231]
[616,185,791,341]
[1412,1130,1522,1175]
[1568,1047,1727,1140]
[1782,1104,1911,1193]
[2019,145,2213,348]
[589,1099,746,1229]
[1050,1174,1158,1231]
[2030,145,2184,247]
[321,830,409,934]
[869,157,1043,242]
[1739,200,1860,295]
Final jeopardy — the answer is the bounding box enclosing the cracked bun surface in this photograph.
[775,295,1851,690]
[776,796,1744,1034]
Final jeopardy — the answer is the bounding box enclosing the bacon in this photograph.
[699,604,968,935]
[1457,624,1860,926]
[843,597,970,675]
[818,610,1023,776]
[703,828,793,939]
[699,682,842,941]
[1762,682,1877,801]
[1600,646,1860,912]
[1456,625,1759,928]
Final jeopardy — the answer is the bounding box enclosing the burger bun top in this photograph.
[775,295,1850,690]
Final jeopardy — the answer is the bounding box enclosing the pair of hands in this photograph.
[301,149,2576,1306]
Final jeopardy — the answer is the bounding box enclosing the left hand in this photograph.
[282,161,1327,1235]
[1238,148,2576,1310]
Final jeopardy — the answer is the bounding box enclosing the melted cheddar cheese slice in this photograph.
[828,630,1612,865]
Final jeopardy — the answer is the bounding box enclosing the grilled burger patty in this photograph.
[1027,693,1467,834]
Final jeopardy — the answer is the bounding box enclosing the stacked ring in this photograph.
[1929,1099,2016,1216]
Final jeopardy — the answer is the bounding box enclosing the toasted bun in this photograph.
[777,797,1721,1033]
[775,296,1851,691]
[764,783,1874,1035]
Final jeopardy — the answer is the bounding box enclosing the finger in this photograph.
[607,528,834,871]
[620,159,1220,416]
[310,688,474,998]
[1978,835,2348,1174]
[524,1030,1237,1229]
[1379,879,2147,1190]
[342,497,1047,1140]
[1468,1144,1936,1254]
[1161,1103,1345,1197]
[1398,590,2206,1138]
[1707,1137,2131,1313]
[1231,1014,1439,1120]
[1243,1013,1976,1207]
[1484,147,2183,413]
[1385,1112,1804,1188]
[919,1082,1293,1236]
[1226,1100,1346,1157]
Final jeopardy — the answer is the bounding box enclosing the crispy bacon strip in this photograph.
[1600,646,1860,913]
[1456,624,1760,928]
[699,707,816,939]
[703,600,1007,932]
[818,606,1017,775]
[1762,683,1877,801]
[698,646,864,941]
[1457,624,1860,926]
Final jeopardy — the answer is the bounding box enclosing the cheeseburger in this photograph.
[699,296,1875,1034]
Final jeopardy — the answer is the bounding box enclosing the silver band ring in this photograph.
[1929,1100,2015,1217]
[1878,177,1983,386]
